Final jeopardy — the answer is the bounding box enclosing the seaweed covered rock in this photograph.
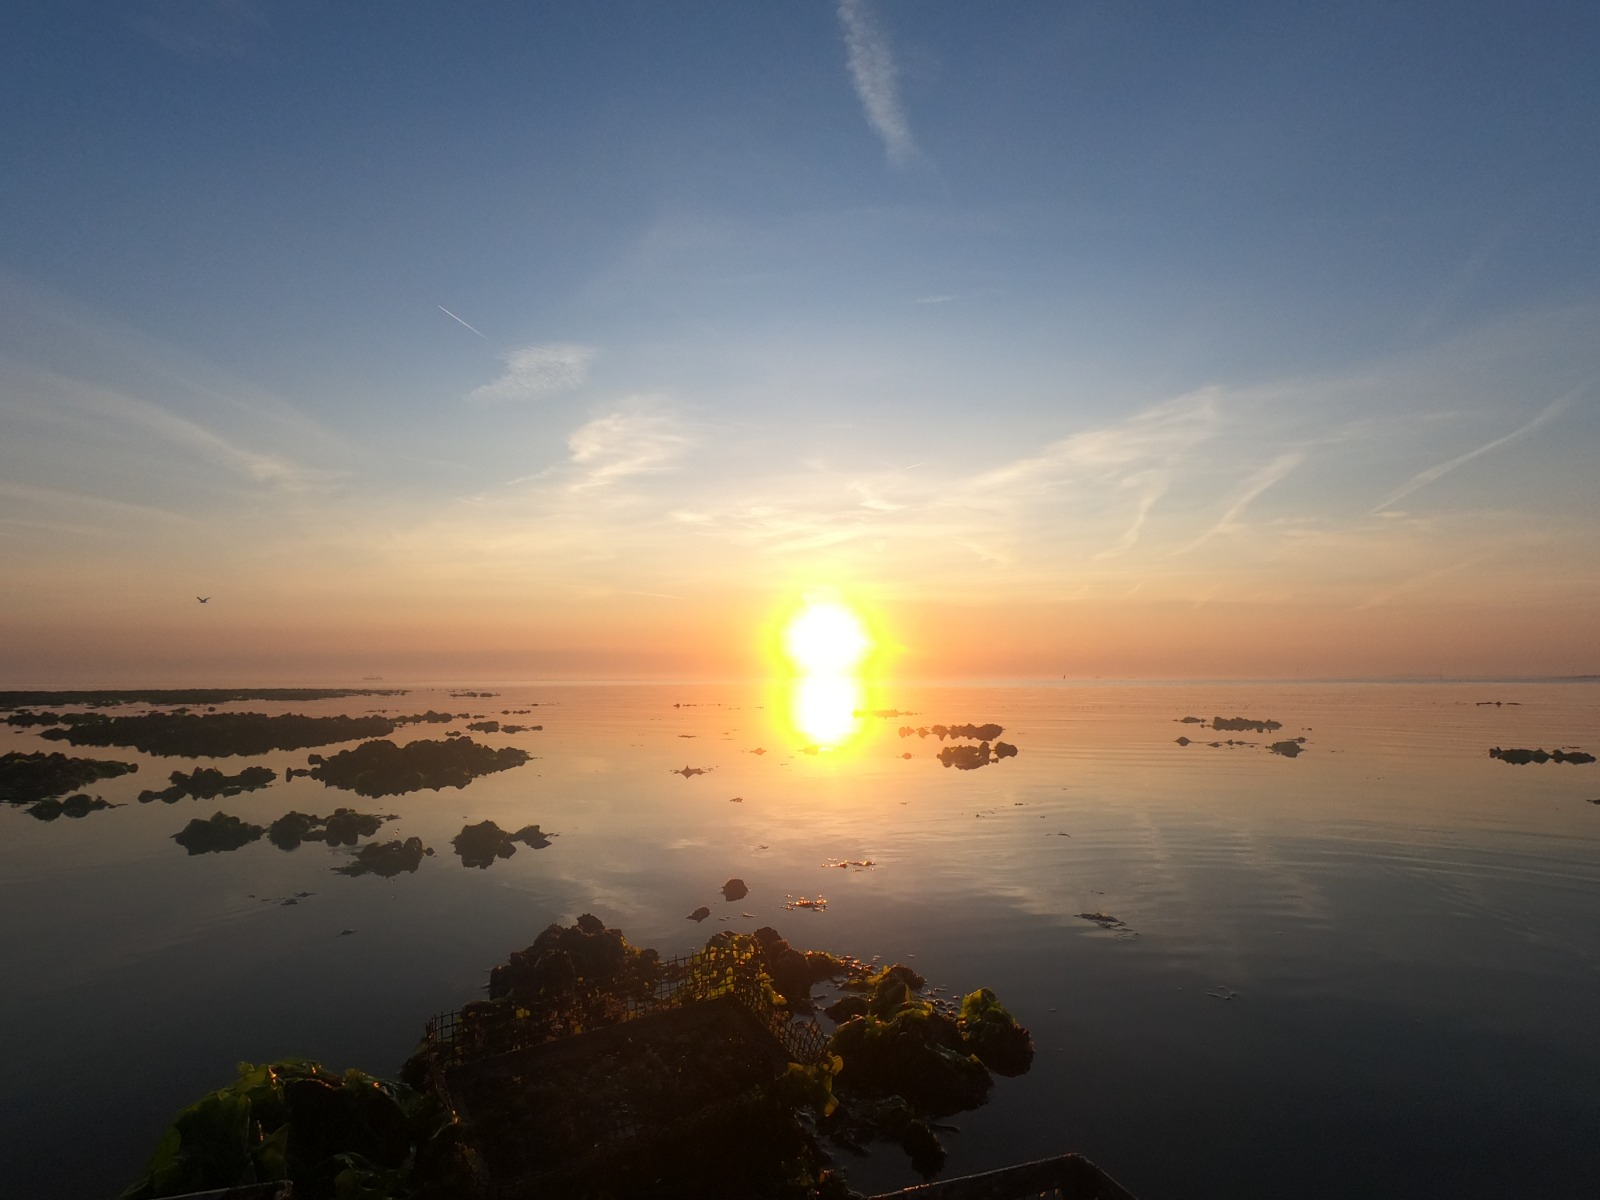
[488,915,659,1006]
[958,987,1035,1076]
[334,837,433,877]
[307,737,531,797]
[830,1002,991,1116]
[119,1059,471,1200]
[173,811,266,855]
[139,765,276,804]
[0,750,137,805]
[450,819,554,868]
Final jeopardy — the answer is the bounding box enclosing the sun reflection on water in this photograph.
[788,673,865,748]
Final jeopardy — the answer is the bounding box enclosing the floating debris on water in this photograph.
[784,896,828,912]
[671,765,712,777]
[822,858,875,870]
[1076,911,1129,931]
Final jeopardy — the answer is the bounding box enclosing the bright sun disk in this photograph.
[782,601,871,675]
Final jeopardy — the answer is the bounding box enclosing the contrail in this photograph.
[437,305,488,339]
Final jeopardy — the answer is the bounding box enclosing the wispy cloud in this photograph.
[469,344,595,403]
[565,409,686,492]
[1371,391,1575,512]
[836,0,916,166]
[1176,450,1306,554]
[6,367,338,493]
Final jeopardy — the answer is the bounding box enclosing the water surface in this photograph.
[3,681,1597,1198]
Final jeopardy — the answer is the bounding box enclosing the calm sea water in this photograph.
[3,681,1598,1198]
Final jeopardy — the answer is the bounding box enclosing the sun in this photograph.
[782,600,872,676]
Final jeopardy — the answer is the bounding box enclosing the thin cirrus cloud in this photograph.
[468,343,595,403]
[1369,391,1577,513]
[1174,450,1307,555]
[836,0,917,166]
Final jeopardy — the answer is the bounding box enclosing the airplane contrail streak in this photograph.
[437,305,488,338]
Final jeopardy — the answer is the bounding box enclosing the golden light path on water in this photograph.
[789,673,866,747]
[774,597,875,752]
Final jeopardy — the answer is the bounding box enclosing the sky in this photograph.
[2,1,1598,684]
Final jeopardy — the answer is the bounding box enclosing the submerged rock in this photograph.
[172,811,266,855]
[40,711,397,757]
[26,793,117,820]
[307,737,531,797]
[1490,746,1596,765]
[268,808,395,850]
[1268,739,1307,757]
[1212,716,1282,732]
[451,819,555,868]
[900,723,1004,741]
[721,877,749,901]
[0,750,138,805]
[334,837,433,877]
[138,765,276,804]
[687,906,712,922]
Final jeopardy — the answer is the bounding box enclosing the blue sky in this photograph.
[2,1,1598,681]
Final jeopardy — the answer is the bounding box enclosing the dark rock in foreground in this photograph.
[307,737,531,797]
[173,811,266,855]
[451,819,554,868]
[0,750,138,805]
[139,765,276,804]
[1490,746,1595,765]
[721,877,749,901]
[334,837,433,877]
[42,711,398,757]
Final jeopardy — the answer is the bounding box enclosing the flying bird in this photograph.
[196,596,210,603]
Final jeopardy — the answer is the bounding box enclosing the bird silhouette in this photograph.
[196,596,210,603]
